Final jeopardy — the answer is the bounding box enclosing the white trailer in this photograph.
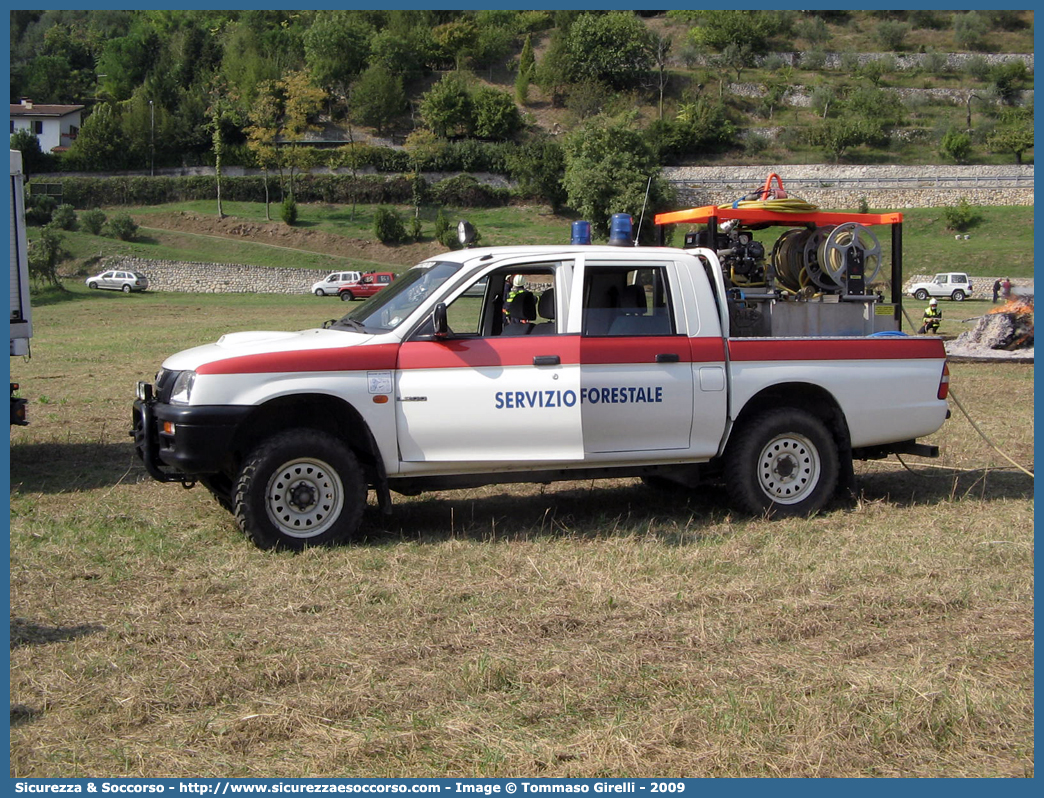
[10,149,31,424]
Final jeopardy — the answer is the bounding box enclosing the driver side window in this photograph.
[443,265,561,338]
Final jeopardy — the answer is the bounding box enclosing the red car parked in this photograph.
[338,272,395,301]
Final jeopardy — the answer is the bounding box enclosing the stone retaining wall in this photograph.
[105,256,327,294]
[683,52,1033,71]
[902,275,1033,302]
[663,164,1034,208]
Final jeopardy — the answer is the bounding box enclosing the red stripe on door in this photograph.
[580,336,725,364]
[397,336,582,369]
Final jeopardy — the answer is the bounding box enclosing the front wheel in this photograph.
[88,281,98,290]
[233,429,367,550]
[725,408,839,518]
[952,290,966,301]
[315,288,326,297]
[913,289,929,301]
[339,291,354,301]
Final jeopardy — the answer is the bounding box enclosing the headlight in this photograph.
[169,370,196,405]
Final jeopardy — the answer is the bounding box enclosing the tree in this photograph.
[206,75,242,218]
[245,80,280,221]
[518,33,535,78]
[505,138,567,212]
[472,88,521,141]
[303,11,372,115]
[515,33,535,104]
[561,115,670,238]
[63,103,128,171]
[989,60,1029,104]
[535,28,571,108]
[27,225,66,287]
[953,11,989,51]
[987,107,1034,165]
[648,32,672,120]
[368,27,431,81]
[940,127,972,163]
[717,43,754,83]
[419,71,474,138]
[566,11,654,90]
[277,70,327,198]
[403,129,443,217]
[806,117,880,162]
[353,64,406,134]
[875,20,910,50]
[688,10,780,55]
[431,18,479,70]
[9,129,50,175]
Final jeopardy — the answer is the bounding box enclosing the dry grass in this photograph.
[9,286,1034,778]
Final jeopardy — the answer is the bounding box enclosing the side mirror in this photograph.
[432,303,450,339]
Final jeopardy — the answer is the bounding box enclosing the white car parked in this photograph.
[311,271,362,296]
[86,269,149,293]
[906,272,974,302]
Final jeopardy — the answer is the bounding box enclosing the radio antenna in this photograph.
[634,175,653,245]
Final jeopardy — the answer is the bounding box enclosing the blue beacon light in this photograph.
[608,213,633,246]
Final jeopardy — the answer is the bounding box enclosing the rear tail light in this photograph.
[937,362,950,400]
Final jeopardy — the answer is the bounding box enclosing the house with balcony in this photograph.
[9,98,84,153]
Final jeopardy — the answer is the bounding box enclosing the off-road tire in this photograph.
[914,289,929,301]
[725,408,839,518]
[233,429,366,550]
[339,290,355,301]
[952,290,966,301]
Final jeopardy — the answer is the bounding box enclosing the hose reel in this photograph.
[771,223,882,293]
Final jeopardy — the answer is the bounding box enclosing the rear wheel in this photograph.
[122,284,132,293]
[952,290,966,301]
[233,429,367,550]
[914,289,929,301]
[725,408,839,517]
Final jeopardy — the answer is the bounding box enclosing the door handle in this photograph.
[656,353,680,363]
[533,355,560,366]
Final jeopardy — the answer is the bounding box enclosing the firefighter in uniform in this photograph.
[919,298,942,334]
[503,275,532,326]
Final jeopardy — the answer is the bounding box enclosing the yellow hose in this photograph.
[720,197,819,213]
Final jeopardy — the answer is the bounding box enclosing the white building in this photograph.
[9,98,84,153]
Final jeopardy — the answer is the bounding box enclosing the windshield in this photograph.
[328,260,462,333]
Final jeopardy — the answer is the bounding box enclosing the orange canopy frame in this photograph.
[653,205,903,228]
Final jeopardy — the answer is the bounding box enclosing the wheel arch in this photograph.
[729,382,854,495]
[231,393,385,486]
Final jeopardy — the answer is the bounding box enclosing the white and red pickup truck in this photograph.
[133,203,950,550]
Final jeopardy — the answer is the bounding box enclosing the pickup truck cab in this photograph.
[133,243,950,550]
[338,271,395,301]
[907,272,974,302]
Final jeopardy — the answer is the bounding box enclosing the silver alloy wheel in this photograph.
[264,457,345,539]
[756,432,821,505]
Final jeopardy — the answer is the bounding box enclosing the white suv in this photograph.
[906,272,974,302]
[311,271,362,296]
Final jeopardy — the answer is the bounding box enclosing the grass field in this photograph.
[8,286,1033,777]
[39,202,1037,281]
